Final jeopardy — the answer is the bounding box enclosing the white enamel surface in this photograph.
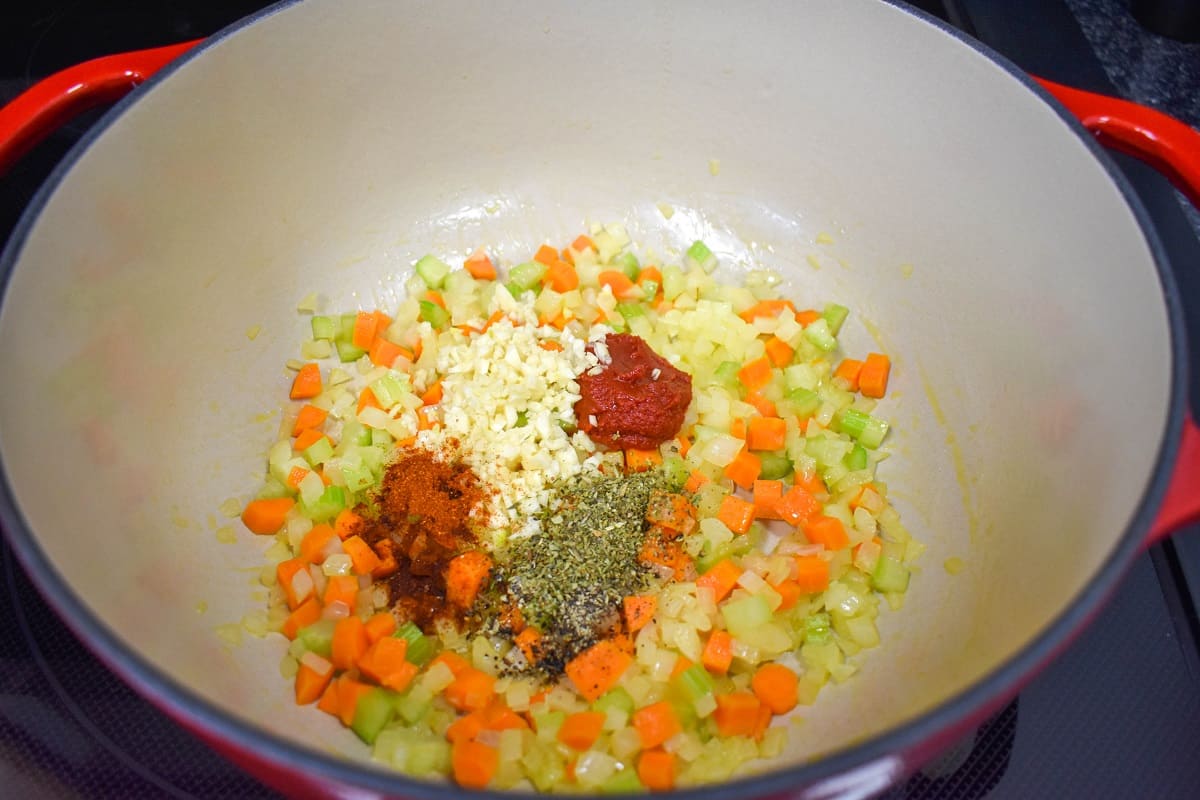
[0,0,1172,786]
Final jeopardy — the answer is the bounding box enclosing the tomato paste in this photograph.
[575,333,692,449]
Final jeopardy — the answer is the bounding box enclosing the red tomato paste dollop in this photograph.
[575,333,692,450]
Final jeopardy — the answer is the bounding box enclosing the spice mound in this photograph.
[575,332,692,450]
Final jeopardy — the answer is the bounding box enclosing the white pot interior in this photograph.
[0,0,1172,787]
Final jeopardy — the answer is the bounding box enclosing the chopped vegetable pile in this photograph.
[235,222,922,792]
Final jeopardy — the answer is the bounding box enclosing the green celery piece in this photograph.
[803,318,837,351]
[601,768,644,794]
[336,313,357,343]
[301,485,346,522]
[784,387,821,419]
[823,303,850,335]
[508,261,548,292]
[611,251,640,280]
[662,455,690,491]
[394,622,437,665]
[836,408,889,449]
[370,372,411,409]
[342,419,372,448]
[296,619,336,658]
[844,443,868,471]
[686,240,718,273]
[858,415,890,449]
[515,410,529,428]
[335,339,367,363]
[593,687,635,716]
[640,278,660,298]
[310,315,336,341]
[713,360,741,389]
[872,556,910,592]
[405,740,451,776]
[414,254,451,289]
[721,595,772,639]
[522,741,567,792]
[370,427,393,447]
[672,663,716,702]
[256,476,291,500]
[418,300,450,330]
[759,451,792,481]
[395,684,435,724]
[616,301,647,320]
[302,436,334,467]
[341,460,374,493]
[661,265,687,300]
[804,612,832,645]
[351,688,396,745]
[531,709,567,743]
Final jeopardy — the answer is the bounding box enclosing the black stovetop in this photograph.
[2,2,1199,798]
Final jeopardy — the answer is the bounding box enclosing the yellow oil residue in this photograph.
[216,526,237,544]
[214,622,243,649]
[816,232,834,245]
[708,158,721,176]
[858,315,889,351]
[295,292,319,313]
[656,202,675,219]
[900,263,914,278]
[245,324,262,341]
[806,254,821,271]
[219,497,242,517]
[252,409,277,424]
[943,557,965,575]
[195,600,208,614]
[206,513,217,530]
[172,512,191,529]
[919,364,980,544]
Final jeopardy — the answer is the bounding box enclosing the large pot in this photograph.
[1,1,1198,798]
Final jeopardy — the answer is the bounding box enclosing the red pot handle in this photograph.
[0,39,202,176]
[1036,77,1200,546]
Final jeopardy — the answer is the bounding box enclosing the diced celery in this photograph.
[616,301,646,320]
[721,595,772,639]
[823,303,849,335]
[341,459,374,493]
[601,768,644,794]
[508,261,548,292]
[256,476,291,499]
[713,360,741,389]
[805,435,852,467]
[662,265,687,300]
[335,339,367,362]
[872,556,910,592]
[858,415,890,449]
[310,315,336,341]
[804,612,832,645]
[370,372,411,409]
[593,687,635,716]
[692,481,730,518]
[686,240,718,273]
[835,408,889,450]
[370,427,393,447]
[351,688,395,744]
[521,742,567,792]
[405,740,451,776]
[414,254,451,289]
[844,444,868,471]
[337,313,357,342]
[300,485,345,522]
[611,251,640,280]
[758,451,792,481]
[296,619,335,658]
[640,278,660,297]
[394,622,437,665]
[342,419,372,448]
[302,436,334,467]
[418,300,450,330]
[532,709,566,743]
[672,663,716,703]
[395,684,434,724]
[803,318,837,351]
[783,387,821,419]
[662,455,690,491]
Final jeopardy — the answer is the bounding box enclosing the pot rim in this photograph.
[0,1,1187,797]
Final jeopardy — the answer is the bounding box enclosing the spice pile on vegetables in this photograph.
[236,223,921,792]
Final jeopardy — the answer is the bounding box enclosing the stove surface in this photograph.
[1,2,1198,798]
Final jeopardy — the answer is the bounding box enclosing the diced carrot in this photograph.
[316,676,342,717]
[337,678,374,727]
[701,630,734,675]
[498,602,525,635]
[241,497,295,535]
[712,692,762,738]
[638,532,691,579]
[729,418,746,439]
[738,299,796,323]
[481,699,528,732]
[724,449,762,491]
[415,407,434,431]
[804,515,851,550]
[341,535,381,575]
[289,363,322,400]
[368,337,408,368]
[696,559,743,602]
[612,631,637,657]
[364,612,396,644]
[452,740,498,790]
[637,749,676,791]
[571,234,596,254]
[546,310,570,329]
[293,427,326,452]
[445,710,487,744]
[558,711,606,751]
[793,555,831,593]
[420,379,443,406]
[292,404,328,436]
[669,656,694,679]
[533,243,560,266]
[716,494,755,535]
[514,627,544,664]
[565,639,633,702]
[632,701,682,749]
[834,358,864,391]
[299,523,336,563]
[625,447,663,473]
[645,491,697,536]
[444,550,493,608]
[794,309,822,326]
[543,259,579,292]
[794,470,828,497]
[429,651,471,677]
[745,390,778,418]
[538,340,564,352]
[464,248,497,280]
[752,701,773,742]
[445,668,497,713]
[859,352,891,398]
[597,270,638,299]
[776,486,822,525]
[746,417,787,451]
[281,596,322,640]
[753,479,785,519]
[736,357,772,391]
[751,663,799,715]
[764,336,794,367]
[334,508,362,540]
[286,465,310,490]
[323,574,358,609]
[623,595,657,633]
[330,616,369,671]
[683,469,710,493]
[424,290,446,309]
[294,654,334,705]
[351,311,378,350]
[276,558,312,610]
[675,435,691,457]
[358,636,418,692]
[772,579,804,611]
[373,310,393,333]
[357,386,382,414]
